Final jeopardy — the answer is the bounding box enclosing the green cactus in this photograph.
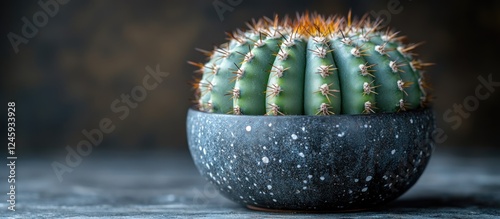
[190,13,432,115]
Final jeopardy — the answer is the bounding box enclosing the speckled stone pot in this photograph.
[187,108,435,211]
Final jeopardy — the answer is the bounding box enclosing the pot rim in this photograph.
[188,107,433,119]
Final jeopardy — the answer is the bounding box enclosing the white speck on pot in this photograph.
[246,126,252,132]
[262,156,269,164]
[354,178,359,182]
[299,152,305,157]
[291,134,298,140]
[338,132,345,137]
[308,175,313,179]
[391,149,396,155]
[268,123,272,127]
[267,185,272,190]
[366,176,372,182]
[362,187,368,192]
[320,176,325,181]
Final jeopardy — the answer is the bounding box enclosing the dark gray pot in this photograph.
[186,108,435,211]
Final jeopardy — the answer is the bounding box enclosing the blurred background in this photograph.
[1,0,499,156]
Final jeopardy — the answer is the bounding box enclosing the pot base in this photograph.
[246,205,372,213]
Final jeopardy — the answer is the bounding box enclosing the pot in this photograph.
[186,108,435,211]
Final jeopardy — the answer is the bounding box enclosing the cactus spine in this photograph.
[191,13,432,115]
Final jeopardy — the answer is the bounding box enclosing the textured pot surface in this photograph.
[186,108,435,211]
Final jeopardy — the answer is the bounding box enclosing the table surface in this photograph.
[2,146,500,218]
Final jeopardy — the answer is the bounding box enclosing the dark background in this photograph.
[1,0,499,156]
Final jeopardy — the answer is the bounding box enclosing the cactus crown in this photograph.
[190,12,432,115]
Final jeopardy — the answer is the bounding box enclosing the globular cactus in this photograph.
[190,12,432,115]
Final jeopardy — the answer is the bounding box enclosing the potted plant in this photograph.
[186,12,435,211]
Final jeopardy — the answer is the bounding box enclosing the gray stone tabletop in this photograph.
[2,146,499,218]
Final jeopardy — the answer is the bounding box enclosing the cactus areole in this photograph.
[190,13,432,115]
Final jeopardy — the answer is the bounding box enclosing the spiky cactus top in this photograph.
[191,13,432,115]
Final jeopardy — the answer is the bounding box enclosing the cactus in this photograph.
[190,13,432,115]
